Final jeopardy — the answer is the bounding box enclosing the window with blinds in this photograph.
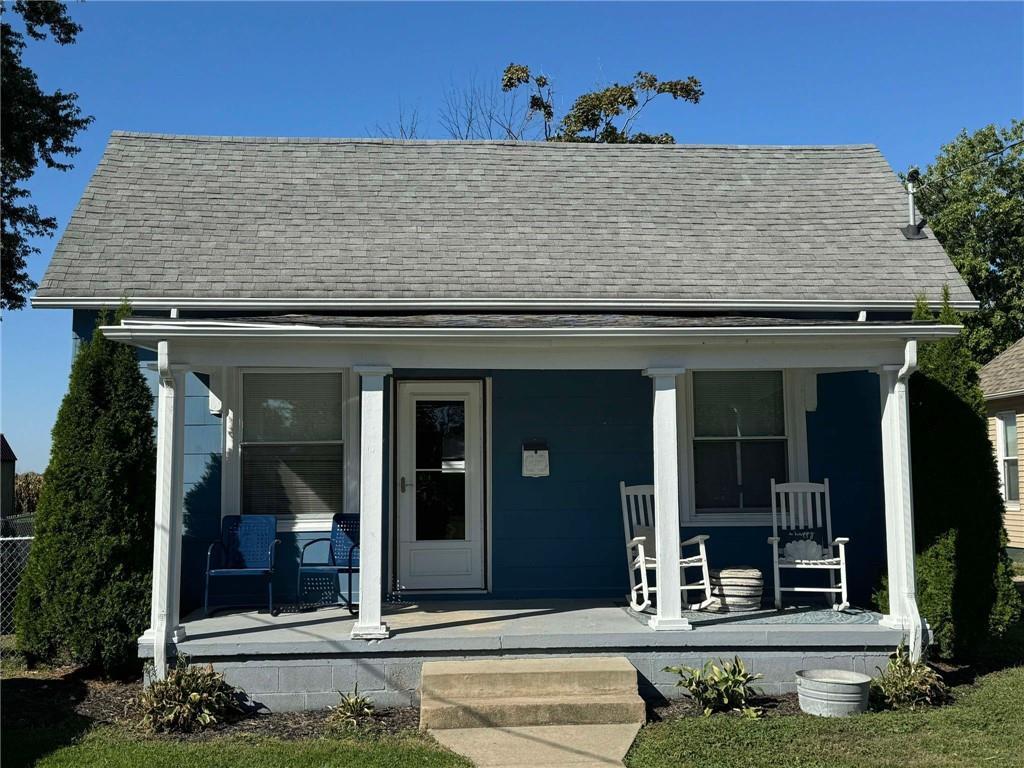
[241,372,345,520]
[692,371,788,513]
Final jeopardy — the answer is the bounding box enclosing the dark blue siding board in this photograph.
[806,371,887,606]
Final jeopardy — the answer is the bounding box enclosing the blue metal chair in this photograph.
[204,515,281,617]
[297,513,360,614]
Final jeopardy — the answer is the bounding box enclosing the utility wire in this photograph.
[913,137,1024,194]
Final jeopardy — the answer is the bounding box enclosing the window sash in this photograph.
[240,371,346,519]
[691,370,789,516]
[997,412,1019,504]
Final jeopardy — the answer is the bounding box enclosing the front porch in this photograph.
[140,600,902,710]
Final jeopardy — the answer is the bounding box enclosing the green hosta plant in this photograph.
[140,655,248,732]
[871,643,949,710]
[665,656,763,717]
[328,684,376,729]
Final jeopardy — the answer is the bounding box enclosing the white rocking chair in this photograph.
[768,479,850,611]
[619,481,714,612]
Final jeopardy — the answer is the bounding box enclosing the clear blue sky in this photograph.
[2,1,1022,472]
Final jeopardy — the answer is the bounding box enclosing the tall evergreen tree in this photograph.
[913,286,984,415]
[15,310,155,673]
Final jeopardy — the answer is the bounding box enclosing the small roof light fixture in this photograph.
[901,167,927,240]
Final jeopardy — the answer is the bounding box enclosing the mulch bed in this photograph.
[1,664,422,741]
[649,692,803,721]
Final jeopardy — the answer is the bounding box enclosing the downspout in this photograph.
[896,339,925,659]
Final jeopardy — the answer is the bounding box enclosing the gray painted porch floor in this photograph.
[156,600,900,658]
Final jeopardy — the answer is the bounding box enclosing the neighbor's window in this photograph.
[692,371,788,514]
[997,411,1019,504]
[241,372,345,520]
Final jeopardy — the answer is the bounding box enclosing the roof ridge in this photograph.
[107,130,878,151]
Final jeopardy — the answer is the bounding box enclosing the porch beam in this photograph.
[644,367,692,631]
[351,365,392,640]
[878,341,925,660]
[150,341,187,679]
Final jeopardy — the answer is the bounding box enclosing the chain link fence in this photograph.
[1,514,34,638]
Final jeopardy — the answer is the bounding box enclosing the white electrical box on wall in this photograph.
[522,440,549,477]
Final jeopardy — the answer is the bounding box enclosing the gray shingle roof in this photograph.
[981,338,1024,398]
[37,132,974,308]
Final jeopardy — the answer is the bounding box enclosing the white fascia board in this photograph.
[34,295,980,312]
[985,388,1024,401]
[99,322,964,344]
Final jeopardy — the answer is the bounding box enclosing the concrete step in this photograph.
[421,692,647,730]
[431,723,643,767]
[421,656,638,699]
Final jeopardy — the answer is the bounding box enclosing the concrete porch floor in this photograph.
[145,599,902,658]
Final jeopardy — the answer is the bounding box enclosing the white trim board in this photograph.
[35,295,980,312]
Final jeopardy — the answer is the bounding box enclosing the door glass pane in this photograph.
[694,441,739,510]
[693,371,785,437]
[416,401,465,469]
[1006,459,1019,502]
[740,440,789,509]
[416,471,466,540]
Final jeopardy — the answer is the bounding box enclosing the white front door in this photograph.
[396,381,485,591]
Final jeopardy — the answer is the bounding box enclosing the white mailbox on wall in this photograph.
[522,440,549,478]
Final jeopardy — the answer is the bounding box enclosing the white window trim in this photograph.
[679,369,810,527]
[227,367,359,533]
[996,410,1019,509]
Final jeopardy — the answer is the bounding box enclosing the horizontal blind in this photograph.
[242,444,343,517]
[243,372,344,443]
[693,371,785,438]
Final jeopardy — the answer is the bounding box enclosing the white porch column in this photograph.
[351,366,392,640]
[150,341,187,678]
[879,341,925,660]
[644,368,691,631]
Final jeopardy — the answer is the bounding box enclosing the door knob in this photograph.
[401,476,412,493]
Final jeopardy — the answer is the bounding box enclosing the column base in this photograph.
[139,625,187,645]
[879,614,906,630]
[351,622,391,640]
[648,616,693,631]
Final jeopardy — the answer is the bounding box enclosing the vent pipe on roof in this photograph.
[901,168,928,240]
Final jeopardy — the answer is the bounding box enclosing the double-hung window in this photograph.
[997,411,1019,504]
[691,371,789,517]
[240,372,346,524]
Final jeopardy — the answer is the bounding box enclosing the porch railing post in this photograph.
[351,366,392,640]
[644,368,691,631]
[879,341,924,660]
[150,341,187,679]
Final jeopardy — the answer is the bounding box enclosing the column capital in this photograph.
[353,365,393,377]
[643,367,686,378]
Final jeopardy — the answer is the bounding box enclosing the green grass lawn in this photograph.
[5,725,472,768]
[626,666,1024,768]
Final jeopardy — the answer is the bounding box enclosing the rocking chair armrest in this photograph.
[299,537,333,566]
[767,536,780,545]
[267,538,281,570]
[347,543,359,569]
[628,536,647,546]
[681,534,709,546]
[206,540,225,571]
[832,537,850,546]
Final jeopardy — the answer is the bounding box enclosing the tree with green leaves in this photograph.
[1,1,93,311]
[426,64,702,143]
[913,287,984,415]
[15,309,155,673]
[913,121,1024,365]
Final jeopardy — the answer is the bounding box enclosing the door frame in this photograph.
[390,376,490,593]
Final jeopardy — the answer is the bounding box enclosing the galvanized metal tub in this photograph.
[795,669,871,717]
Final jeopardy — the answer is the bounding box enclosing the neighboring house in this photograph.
[33,133,975,709]
[980,337,1024,554]
[1,435,15,519]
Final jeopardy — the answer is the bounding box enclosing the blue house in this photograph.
[34,133,973,709]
